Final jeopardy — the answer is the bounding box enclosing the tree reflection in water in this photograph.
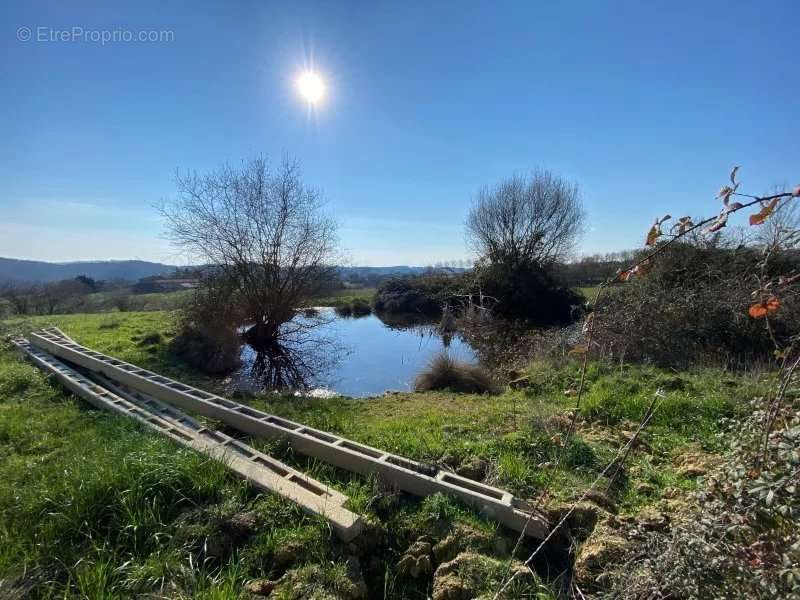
[233,308,480,397]
[236,310,344,394]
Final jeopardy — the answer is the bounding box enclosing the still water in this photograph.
[235,308,477,397]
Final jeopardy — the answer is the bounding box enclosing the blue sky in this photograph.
[1,1,797,266]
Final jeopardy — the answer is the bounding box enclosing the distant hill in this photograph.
[0,258,467,284]
[0,258,177,283]
[338,266,467,277]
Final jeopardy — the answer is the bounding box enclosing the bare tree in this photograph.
[0,280,33,315]
[161,156,340,348]
[466,170,585,268]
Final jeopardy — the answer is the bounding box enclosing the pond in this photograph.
[233,308,478,397]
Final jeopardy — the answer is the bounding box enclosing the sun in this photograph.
[296,71,325,104]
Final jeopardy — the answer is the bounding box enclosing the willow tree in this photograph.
[465,170,585,322]
[161,156,339,349]
[466,169,585,268]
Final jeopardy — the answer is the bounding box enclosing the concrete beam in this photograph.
[13,337,362,541]
[29,329,549,539]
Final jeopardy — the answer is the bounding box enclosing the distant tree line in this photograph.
[552,251,637,287]
[0,277,101,316]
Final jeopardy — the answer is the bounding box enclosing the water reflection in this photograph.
[233,308,477,397]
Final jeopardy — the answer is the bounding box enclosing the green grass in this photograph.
[0,310,772,597]
[0,287,375,321]
[575,285,599,299]
[305,287,375,309]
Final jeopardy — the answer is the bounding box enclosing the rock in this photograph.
[456,457,488,481]
[226,511,259,539]
[398,538,434,578]
[432,536,459,564]
[407,540,433,557]
[414,555,433,578]
[431,525,493,564]
[584,489,618,514]
[637,507,670,532]
[619,429,651,452]
[677,463,707,478]
[274,561,367,600]
[245,578,280,597]
[397,554,418,576]
[673,447,718,478]
[432,553,533,600]
[274,541,304,570]
[573,522,630,592]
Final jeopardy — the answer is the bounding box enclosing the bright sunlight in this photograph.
[296,70,325,103]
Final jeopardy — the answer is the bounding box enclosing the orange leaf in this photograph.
[749,296,780,318]
[749,198,779,226]
[645,225,660,246]
[672,216,694,235]
[766,296,780,312]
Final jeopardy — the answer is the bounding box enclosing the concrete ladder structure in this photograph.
[28,328,550,539]
[12,336,363,541]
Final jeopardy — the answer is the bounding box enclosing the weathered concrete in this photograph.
[13,337,362,541]
[28,329,550,539]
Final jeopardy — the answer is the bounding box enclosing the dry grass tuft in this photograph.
[414,353,499,394]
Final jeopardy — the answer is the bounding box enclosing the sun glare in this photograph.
[296,71,325,104]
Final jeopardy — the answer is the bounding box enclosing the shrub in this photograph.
[473,261,582,324]
[171,276,243,374]
[593,241,800,367]
[333,298,372,318]
[373,273,467,316]
[350,298,372,316]
[606,398,800,599]
[171,325,241,374]
[137,332,163,346]
[413,353,499,394]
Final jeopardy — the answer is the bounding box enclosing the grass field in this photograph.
[304,287,376,309]
[0,311,770,598]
